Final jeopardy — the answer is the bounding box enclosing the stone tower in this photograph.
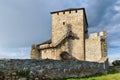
[51,8,88,60]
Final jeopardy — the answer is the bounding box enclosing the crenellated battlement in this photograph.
[89,33,99,38]
[87,30,106,39]
[85,30,107,62]
[51,8,84,14]
[51,10,78,16]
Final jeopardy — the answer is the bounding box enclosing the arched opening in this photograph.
[60,51,72,60]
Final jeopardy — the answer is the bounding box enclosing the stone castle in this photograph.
[31,8,108,62]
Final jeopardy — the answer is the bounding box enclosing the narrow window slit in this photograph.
[75,10,77,13]
[69,11,71,14]
[63,22,65,25]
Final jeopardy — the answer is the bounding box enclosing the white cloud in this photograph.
[109,53,120,62]
[0,0,87,48]
[0,47,30,59]
[85,0,120,49]
[107,24,120,34]
[114,5,120,11]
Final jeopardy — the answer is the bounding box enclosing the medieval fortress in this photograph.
[31,8,108,62]
[0,8,108,79]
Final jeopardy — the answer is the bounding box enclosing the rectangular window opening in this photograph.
[63,22,65,25]
[75,10,77,13]
[69,11,71,14]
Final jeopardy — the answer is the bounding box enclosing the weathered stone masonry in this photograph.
[0,59,108,79]
[31,8,108,62]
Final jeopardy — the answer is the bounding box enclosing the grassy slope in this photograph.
[59,66,120,80]
[68,73,120,80]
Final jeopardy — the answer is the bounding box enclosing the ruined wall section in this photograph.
[52,10,85,60]
[41,40,69,60]
[85,33,102,62]
[85,31,108,62]
[31,44,41,59]
[100,31,108,58]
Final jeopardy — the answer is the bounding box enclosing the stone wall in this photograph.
[85,31,107,62]
[40,39,69,60]
[0,59,108,79]
[31,45,40,59]
[85,33,101,61]
[100,31,108,58]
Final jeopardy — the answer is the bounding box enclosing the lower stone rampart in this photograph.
[0,59,108,79]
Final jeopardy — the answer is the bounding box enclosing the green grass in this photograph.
[67,73,120,80]
[56,66,120,80]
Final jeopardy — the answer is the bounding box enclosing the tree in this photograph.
[112,60,120,66]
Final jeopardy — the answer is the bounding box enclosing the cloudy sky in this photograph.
[0,0,120,61]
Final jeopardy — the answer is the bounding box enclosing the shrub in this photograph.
[16,70,30,77]
[112,60,120,66]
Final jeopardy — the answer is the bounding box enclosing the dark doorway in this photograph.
[60,51,72,60]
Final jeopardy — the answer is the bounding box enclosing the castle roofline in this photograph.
[50,8,85,14]
[50,8,88,26]
[37,39,52,46]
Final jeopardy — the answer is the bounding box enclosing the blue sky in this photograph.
[0,0,120,61]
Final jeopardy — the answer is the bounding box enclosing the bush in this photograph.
[112,60,120,66]
[16,70,30,77]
